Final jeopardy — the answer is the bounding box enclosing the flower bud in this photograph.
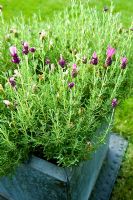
[58,55,66,68]
[22,42,29,55]
[45,58,51,65]
[68,82,75,89]
[90,52,98,65]
[9,46,20,64]
[9,77,16,88]
[112,98,118,108]
[71,64,78,78]
[105,46,116,67]
[30,47,36,53]
[121,57,127,69]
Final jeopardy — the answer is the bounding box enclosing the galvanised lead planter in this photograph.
[0,124,110,200]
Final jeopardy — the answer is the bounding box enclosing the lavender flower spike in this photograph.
[112,98,118,108]
[71,64,78,78]
[22,42,29,55]
[58,55,66,68]
[68,82,75,89]
[10,46,17,57]
[9,46,20,64]
[9,77,16,88]
[30,47,36,53]
[121,57,128,69]
[90,52,98,65]
[12,56,20,64]
[105,46,116,67]
[45,58,51,65]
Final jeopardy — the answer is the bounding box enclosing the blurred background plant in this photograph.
[0,0,133,199]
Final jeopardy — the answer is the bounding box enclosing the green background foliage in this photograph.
[0,0,133,199]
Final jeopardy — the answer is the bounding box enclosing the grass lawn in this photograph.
[0,0,133,199]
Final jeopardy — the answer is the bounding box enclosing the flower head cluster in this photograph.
[112,98,118,108]
[58,55,66,68]
[30,47,36,53]
[9,46,20,64]
[45,58,51,65]
[105,46,116,67]
[71,64,78,78]
[9,77,16,89]
[22,42,29,55]
[121,57,128,69]
[90,52,98,65]
[22,41,36,55]
[68,82,75,89]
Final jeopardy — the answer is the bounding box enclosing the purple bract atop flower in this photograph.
[112,98,118,108]
[30,47,36,53]
[58,55,66,68]
[45,58,51,65]
[90,52,98,65]
[121,57,128,69]
[9,77,16,88]
[71,64,78,78]
[9,46,20,64]
[105,46,116,67]
[10,46,17,57]
[68,82,75,89]
[22,42,29,55]
[106,46,116,58]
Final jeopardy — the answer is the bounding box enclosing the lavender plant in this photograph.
[0,1,132,176]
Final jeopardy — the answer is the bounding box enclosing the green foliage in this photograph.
[0,1,132,176]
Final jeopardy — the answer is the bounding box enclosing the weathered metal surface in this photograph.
[0,134,127,200]
[90,134,128,200]
[0,123,110,200]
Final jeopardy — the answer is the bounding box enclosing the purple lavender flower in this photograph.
[30,47,36,53]
[9,46,20,64]
[9,77,16,88]
[10,46,17,57]
[68,82,75,89]
[105,46,116,67]
[112,98,118,108]
[105,57,112,66]
[58,55,66,68]
[45,58,51,65]
[121,57,128,69]
[106,46,116,58]
[90,52,98,65]
[12,56,20,64]
[82,56,87,64]
[71,64,78,78]
[22,42,29,55]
